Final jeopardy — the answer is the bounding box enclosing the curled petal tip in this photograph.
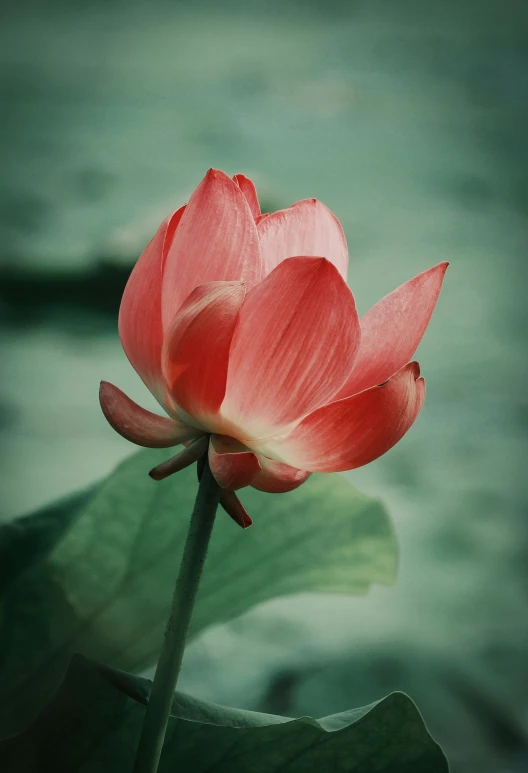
[239,513,253,529]
[233,173,261,218]
[409,361,421,379]
[219,491,253,529]
[205,167,224,180]
[433,260,449,278]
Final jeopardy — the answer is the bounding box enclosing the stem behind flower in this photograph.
[133,458,221,773]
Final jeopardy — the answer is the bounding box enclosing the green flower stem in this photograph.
[133,457,221,773]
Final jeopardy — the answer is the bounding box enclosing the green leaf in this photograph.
[0,486,97,592]
[0,656,448,772]
[0,449,396,737]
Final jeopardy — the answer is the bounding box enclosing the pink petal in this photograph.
[99,381,200,448]
[257,198,348,280]
[233,173,261,219]
[161,169,261,330]
[149,436,209,480]
[118,207,185,402]
[209,435,261,491]
[334,262,448,399]
[162,281,246,429]
[251,456,310,493]
[222,257,361,439]
[258,362,425,472]
[195,450,253,527]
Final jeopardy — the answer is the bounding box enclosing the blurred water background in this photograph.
[1,1,527,770]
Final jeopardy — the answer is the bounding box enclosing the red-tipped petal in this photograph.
[209,435,261,491]
[162,169,262,330]
[251,456,310,493]
[99,381,200,448]
[334,262,448,398]
[149,436,209,480]
[220,491,253,528]
[222,257,360,438]
[257,198,348,280]
[258,363,425,472]
[162,281,246,429]
[233,173,261,219]
[118,207,185,403]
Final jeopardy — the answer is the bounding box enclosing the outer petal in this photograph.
[219,491,253,528]
[251,456,310,493]
[196,451,253,527]
[162,169,261,330]
[118,207,185,402]
[334,262,448,399]
[222,257,361,439]
[99,381,200,448]
[256,362,425,472]
[257,198,348,280]
[162,281,246,429]
[209,435,261,491]
[233,173,261,219]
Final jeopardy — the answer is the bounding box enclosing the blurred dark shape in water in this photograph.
[0,260,127,331]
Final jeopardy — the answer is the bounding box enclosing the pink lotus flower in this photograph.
[100,169,447,525]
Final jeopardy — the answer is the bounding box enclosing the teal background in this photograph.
[1,1,526,770]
